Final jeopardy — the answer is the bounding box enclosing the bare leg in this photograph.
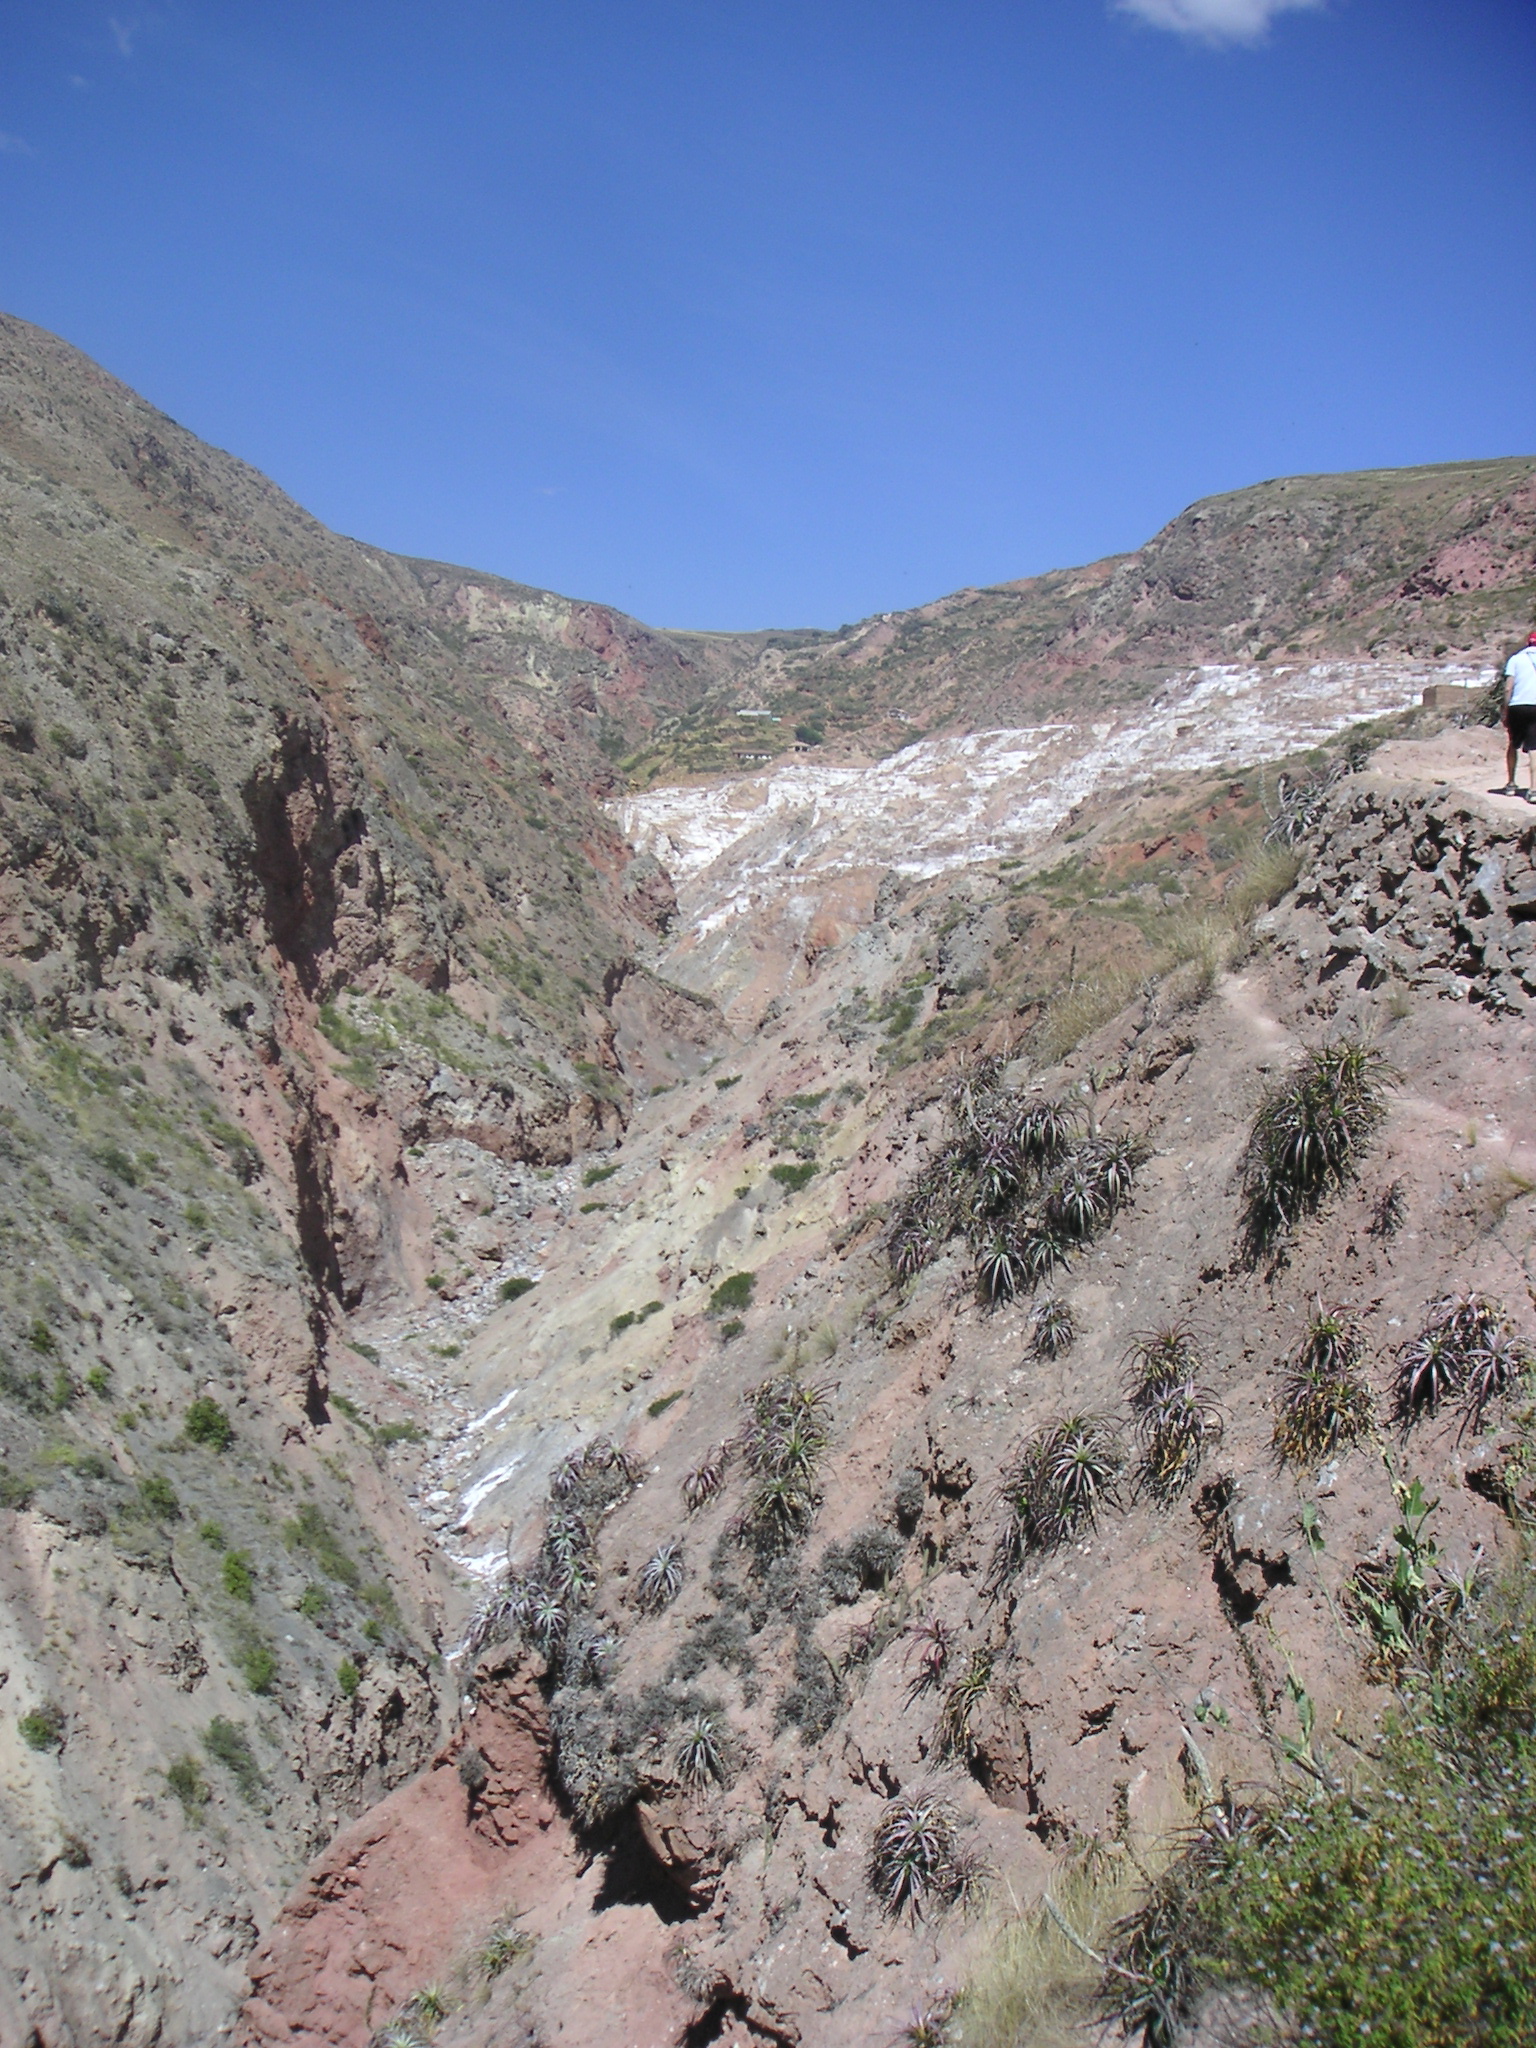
[1507,725,1519,789]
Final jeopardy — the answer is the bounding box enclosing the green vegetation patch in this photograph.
[19,1702,66,1752]
[708,1272,755,1316]
[769,1161,817,1193]
[183,1397,234,1451]
[201,1715,262,1804]
[282,1502,361,1589]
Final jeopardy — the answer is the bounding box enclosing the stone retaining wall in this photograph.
[1287,779,1536,1009]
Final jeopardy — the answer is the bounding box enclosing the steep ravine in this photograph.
[244,732,1535,2048]
[1,311,1534,2047]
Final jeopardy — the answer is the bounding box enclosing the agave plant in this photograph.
[1049,1161,1108,1241]
[527,1585,568,1656]
[936,1649,992,1760]
[750,1472,817,1546]
[372,2025,426,2048]
[1124,1324,1205,1407]
[869,1789,966,1920]
[548,1450,586,1500]
[1023,1222,1076,1288]
[975,1133,1024,1211]
[975,1231,1023,1306]
[1395,1294,1530,1437]
[636,1538,685,1613]
[996,1414,1124,1569]
[890,1221,939,1282]
[762,1418,824,1485]
[675,1710,727,1788]
[902,1615,956,1699]
[1045,1415,1124,1527]
[1014,1096,1082,1164]
[1274,1307,1374,1468]
[682,1447,729,1513]
[1135,1380,1222,1502]
[1462,1327,1529,1437]
[1086,1132,1147,1212]
[1029,1295,1077,1361]
[1242,1039,1393,1250]
[479,1920,529,1980]
[460,1574,529,1661]
[1395,1323,1463,1422]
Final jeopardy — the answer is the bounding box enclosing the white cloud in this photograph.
[1116,0,1325,46]
[109,16,137,57]
[0,132,34,156]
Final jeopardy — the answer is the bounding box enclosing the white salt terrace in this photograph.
[614,659,1492,936]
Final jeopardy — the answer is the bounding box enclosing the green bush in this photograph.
[138,1473,182,1521]
[770,1161,817,1192]
[85,1365,110,1397]
[0,1465,34,1510]
[19,1702,65,1752]
[582,1162,619,1186]
[337,1656,361,1698]
[499,1275,536,1303]
[719,1319,744,1342]
[709,1272,755,1315]
[198,1519,226,1549]
[297,1584,329,1619]
[647,1389,684,1418]
[164,1754,209,1819]
[374,1420,424,1446]
[201,1716,262,1803]
[184,1397,234,1451]
[1103,1565,1536,2048]
[282,1502,361,1587]
[238,1637,278,1694]
[221,1550,255,1602]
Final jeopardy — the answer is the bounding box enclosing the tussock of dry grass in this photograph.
[948,1854,1142,2048]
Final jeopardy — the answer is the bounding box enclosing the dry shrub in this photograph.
[1225,844,1301,922]
[1032,971,1140,1065]
[952,1855,1142,2048]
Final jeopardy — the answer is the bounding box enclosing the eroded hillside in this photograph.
[0,310,1533,2048]
[244,731,1535,2048]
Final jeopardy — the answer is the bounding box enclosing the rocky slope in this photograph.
[242,729,1529,2048]
[0,309,1532,2048]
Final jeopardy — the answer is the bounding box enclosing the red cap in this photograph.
[1529,630,1536,644]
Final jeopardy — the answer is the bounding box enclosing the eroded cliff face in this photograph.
[1,308,1534,2048]
[244,730,1535,2048]
[0,314,692,2047]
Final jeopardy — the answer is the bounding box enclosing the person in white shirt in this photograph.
[1498,631,1536,802]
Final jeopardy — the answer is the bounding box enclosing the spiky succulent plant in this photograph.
[675,1710,727,1787]
[869,1789,970,1920]
[635,1538,685,1613]
[994,1414,1124,1576]
[1273,1306,1373,1468]
[936,1649,992,1760]
[1242,1038,1393,1250]
[1029,1295,1078,1360]
[902,1615,956,1699]
[527,1585,568,1656]
[1014,1096,1082,1163]
[682,1446,729,1513]
[1136,1379,1222,1501]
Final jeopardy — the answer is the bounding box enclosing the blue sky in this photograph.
[1,1,1532,630]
